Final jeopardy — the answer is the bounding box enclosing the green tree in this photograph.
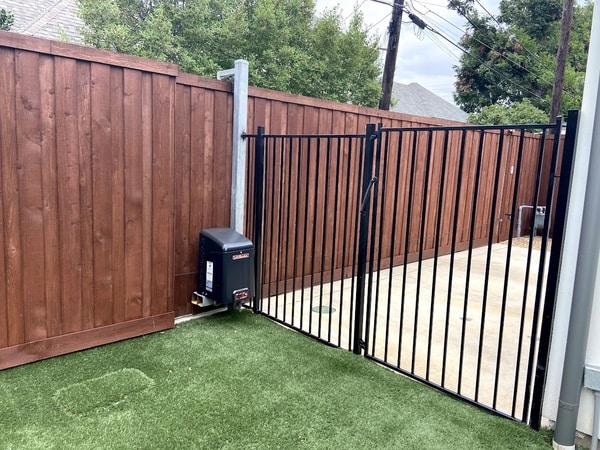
[468,98,549,125]
[77,0,381,107]
[0,8,14,31]
[450,0,593,117]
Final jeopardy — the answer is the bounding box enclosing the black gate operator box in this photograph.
[197,228,255,305]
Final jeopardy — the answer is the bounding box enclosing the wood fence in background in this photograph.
[0,31,556,370]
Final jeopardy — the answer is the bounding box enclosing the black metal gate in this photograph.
[246,110,579,428]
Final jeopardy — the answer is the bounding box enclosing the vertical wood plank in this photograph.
[39,54,61,338]
[90,62,114,327]
[141,72,153,318]
[124,69,146,320]
[212,91,231,226]
[77,61,94,330]
[173,83,191,317]
[55,56,83,334]
[201,90,216,228]
[110,67,126,324]
[0,48,19,348]
[15,50,46,343]
[150,74,175,315]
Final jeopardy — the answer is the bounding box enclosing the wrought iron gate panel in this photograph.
[248,128,368,350]
[248,111,578,427]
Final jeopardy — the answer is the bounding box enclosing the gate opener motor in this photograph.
[193,228,255,309]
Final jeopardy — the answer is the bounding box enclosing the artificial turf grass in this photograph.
[0,310,553,449]
[53,368,155,416]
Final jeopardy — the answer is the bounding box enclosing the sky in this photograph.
[314,0,500,105]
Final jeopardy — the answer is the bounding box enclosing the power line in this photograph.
[344,0,368,22]
[404,8,551,105]
[410,0,580,102]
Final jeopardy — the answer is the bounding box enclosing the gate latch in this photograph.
[360,177,378,215]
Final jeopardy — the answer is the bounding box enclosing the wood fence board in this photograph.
[174,84,191,275]
[15,50,48,343]
[150,74,175,315]
[55,56,83,335]
[77,61,95,331]
[110,67,126,325]
[201,90,216,228]
[124,69,144,321]
[90,62,114,328]
[141,72,154,319]
[0,48,15,349]
[39,54,61,338]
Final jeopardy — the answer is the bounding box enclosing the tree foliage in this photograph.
[449,0,593,119]
[468,99,548,125]
[0,8,14,31]
[76,0,381,106]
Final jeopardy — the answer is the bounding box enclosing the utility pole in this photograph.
[549,0,575,124]
[378,0,404,110]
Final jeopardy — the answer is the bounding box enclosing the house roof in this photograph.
[2,0,83,44]
[390,82,468,123]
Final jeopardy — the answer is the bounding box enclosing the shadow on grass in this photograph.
[0,310,554,449]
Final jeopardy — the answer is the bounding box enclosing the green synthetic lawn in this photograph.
[0,311,553,449]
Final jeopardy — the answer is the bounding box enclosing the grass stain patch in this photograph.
[54,368,154,416]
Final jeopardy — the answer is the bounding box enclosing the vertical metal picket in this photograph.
[252,126,265,313]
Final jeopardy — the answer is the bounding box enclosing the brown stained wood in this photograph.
[123,69,144,321]
[176,72,232,92]
[172,84,193,318]
[141,72,153,319]
[0,48,16,349]
[188,86,206,276]
[77,61,94,331]
[15,50,47,343]
[90,62,114,327]
[55,56,83,335]
[174,274,196,317]
[201,90,216,228]
[110,67,126,325]
[39,54,61,338]
[174,85,191,275]
[0,31,178,77]
[0,312,174,371]
[150,74,175,316]
[212,91,231,226]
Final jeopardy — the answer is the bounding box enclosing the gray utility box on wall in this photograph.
[197,228,255,307]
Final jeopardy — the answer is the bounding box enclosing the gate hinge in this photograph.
[358,339,366,350]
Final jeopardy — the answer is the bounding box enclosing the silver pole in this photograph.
[217,60,249,234]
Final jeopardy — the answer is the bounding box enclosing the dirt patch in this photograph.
[511,236,550,250]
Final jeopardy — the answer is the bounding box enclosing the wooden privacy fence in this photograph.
[0,31,557,370]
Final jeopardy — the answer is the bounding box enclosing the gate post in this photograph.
[529,111,579,428]
[353,124,378,355]
[252,126,266,314]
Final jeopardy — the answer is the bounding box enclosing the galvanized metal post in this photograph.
[353,124,377,355]
[217,59,249,234]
